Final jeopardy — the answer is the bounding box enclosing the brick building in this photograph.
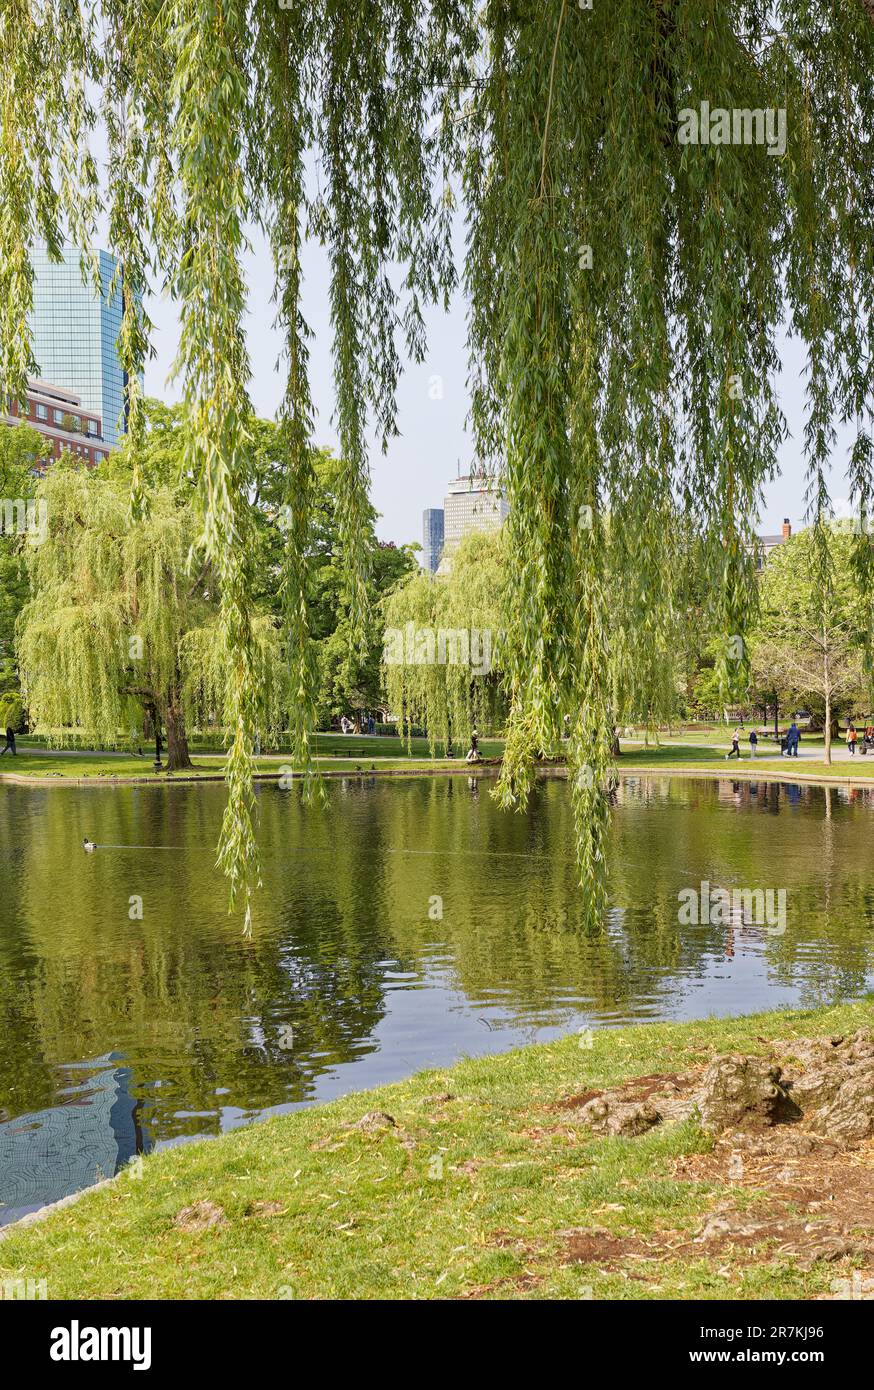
[2,379,111,469]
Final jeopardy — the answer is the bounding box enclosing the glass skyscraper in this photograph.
[422,507,445,572]
[29,244,135,447]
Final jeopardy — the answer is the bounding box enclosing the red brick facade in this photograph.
[2,379,112,469]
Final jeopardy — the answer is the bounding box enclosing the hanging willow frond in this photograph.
[1,1,873,929]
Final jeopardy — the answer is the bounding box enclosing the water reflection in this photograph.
[0,774,873,1219]
[0,1056,146,1225]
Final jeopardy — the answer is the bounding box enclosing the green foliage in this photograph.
[383,529,507,750]
[16,467,286,782]
[0,422,48,709]
[2,2,874,922]
[753,525,867,755]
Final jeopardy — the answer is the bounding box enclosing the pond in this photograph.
[1,772,873,1223]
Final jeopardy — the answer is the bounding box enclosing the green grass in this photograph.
[0,750,473,780]
[2,999,871,1300]
[1,734,505,780]
[4,737,872,783]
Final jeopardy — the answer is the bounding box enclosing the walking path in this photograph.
[626,737,868,764]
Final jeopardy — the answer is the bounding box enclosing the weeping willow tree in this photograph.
[17,466,286,773]
[2,2,874,927]
[382,528,507,747]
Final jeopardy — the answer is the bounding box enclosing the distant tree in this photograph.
[16,466,285,770]
[383,529,507,750]
[754,527,866,763]
[0,423,50,725]
[107,402,418,735]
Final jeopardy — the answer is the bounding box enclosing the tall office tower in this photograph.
[442,475,509,548]
[422,507,445,572]
[29,244,138,447]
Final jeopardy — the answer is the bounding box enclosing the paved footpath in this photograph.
[625,737,872,764]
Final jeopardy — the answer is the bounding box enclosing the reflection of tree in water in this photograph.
[610,776,874,1001]
[0,783,393,1138]
[1,774,873,1150]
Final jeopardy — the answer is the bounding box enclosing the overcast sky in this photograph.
[142,220,856,552]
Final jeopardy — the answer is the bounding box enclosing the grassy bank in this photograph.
[2,999,872,1300]
[3,737,873,785]
[0,735,504,782]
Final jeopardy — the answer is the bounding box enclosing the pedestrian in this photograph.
[0,725,16,756]
[748,728,758,758]
[847,723,858,756]
[787,720,800,757]
[726,727,741,760]
[466,728,481,764]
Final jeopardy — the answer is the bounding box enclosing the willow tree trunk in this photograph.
[164,705,193,771]
[823,627,832,767]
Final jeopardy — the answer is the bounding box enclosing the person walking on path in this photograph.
[787,721,800,757]
[726,727,742,760]
[748,729,758,758]
[0,726,16,756]
[847,723,858,756]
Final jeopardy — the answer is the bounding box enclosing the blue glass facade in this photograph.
[30,245,138,447]
[422,507,444,572]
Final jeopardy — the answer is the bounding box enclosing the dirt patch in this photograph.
[668,1135,874,1270]
[245,1200,287,1218]
[551,1035,874,1284]
[553,1089,604,1112]
[352,1110,397,1132]
[173,1200,228,1233]
[460,1272,542,1299]
[420,1092,456,1107]
[562,1228,660,1265]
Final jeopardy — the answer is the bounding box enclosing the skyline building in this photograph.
[29,243,137,447]
[442,475,509,549]
[1,378,109,468]
[422,507,445,572]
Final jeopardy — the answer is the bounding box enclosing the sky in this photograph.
[142,220,857,553]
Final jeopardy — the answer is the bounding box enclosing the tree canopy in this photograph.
[753,525,867,760]
[0,422,49,728]
[3,2,874,924]
[383,528,507,749]
[17,464,286,778]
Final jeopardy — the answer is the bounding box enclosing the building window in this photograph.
[53,409,63,424]
[36,402,48,420]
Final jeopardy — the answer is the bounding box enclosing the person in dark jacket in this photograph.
[748,729,758,758]
[787,721,800,757]
[0,726,16,756]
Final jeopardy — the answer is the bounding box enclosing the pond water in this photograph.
[1,772,873,1223]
